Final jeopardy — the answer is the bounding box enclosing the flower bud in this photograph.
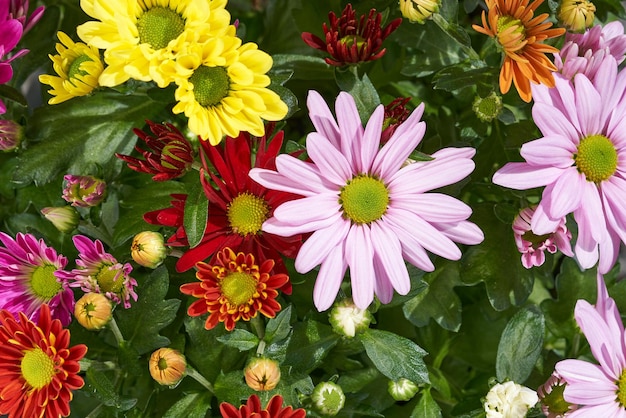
[472,92,503,123]
[558,0,595,33]
[537,372,578,417]
[312,381,345,416]
[131,231,167,269]
[484,381,538,418]
[244,357,281,391]
[74,292,113,330]
[399,0,440,24]
[0,119,23,151]
[329,298,373,338]
[41,206,80,233]
[381,97,411,144]
[388,378,420,402]
[149,348,187,386]
[62,174,107,207]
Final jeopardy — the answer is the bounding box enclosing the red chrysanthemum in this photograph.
[381,97,411,143]
[116,120,195,182]
[301,3,402,66]
[144,125,302,292]
[180,247,289,331]
[220,394,307,418]
[0,304,87,418]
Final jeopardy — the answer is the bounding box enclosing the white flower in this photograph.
[484,381,538,418]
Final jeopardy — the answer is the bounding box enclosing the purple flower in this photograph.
[250,90,484,311]
[56,235,137,308]
[62,174,107,207]
[0,232,74,326]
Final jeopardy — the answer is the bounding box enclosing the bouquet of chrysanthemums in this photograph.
[2,0,626,416]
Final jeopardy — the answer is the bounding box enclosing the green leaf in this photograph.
[271,54,333,80]
[85,368,137,410]
[16,91,161,186]
[359,329,430,384]
[433,65,498,93]
[334,68,381,122]
[284,320,340,374]
[403,262,465,332]
[115,267,181,355]
[496,306,544,384]
[216,329,260,351]
[264,305,293,344]
[162,392,212,418]
[183,181,208,249]
[411,388,443,418]
[0,85,27,107]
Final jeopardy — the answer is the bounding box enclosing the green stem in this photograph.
[85,404,104,418]
[108,316,125,346]
[186,366,215,394]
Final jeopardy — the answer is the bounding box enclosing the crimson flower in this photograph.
[381,97,411,143]
[301,4,402,66]
[220,394,306,418]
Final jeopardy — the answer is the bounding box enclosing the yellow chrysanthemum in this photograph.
[38,32,104,104]
[169,36,288,145]
[76,0,234,88]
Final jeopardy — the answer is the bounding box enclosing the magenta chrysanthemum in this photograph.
[555,273,626,416]
[56,235,137,308]
[0,232,74,326]
[493,56,626,274]
[250,90,484,311]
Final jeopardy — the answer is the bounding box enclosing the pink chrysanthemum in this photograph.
[555,273,626,416]
[493,56,626,274]
[0,232,74,326]
[250,90,484,310]
[56,235,137,308]
[555,21,626,80]
[513,206,573,268]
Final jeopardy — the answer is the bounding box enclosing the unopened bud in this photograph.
[312,381,345,416]
[472,92,503,123]
[131,231,167,269]
[0,119,22,151]
[558,0,595,33]
[41,206,80,233]
[388,378,420,401]
[62,174,107,207]
[149,348,187,386]
[244,357,281,391]
[399,0,440,24]
[74,292,113,330]
[484,381,538,418]
[329,298,373,338]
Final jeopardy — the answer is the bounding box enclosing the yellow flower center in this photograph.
[189,66,231,107]
[21,347,55,390]
[340,35,367,50]
[497,16,526,37]
[137,6,185,50]
[496,16,527,50]
[96,264,124,294]
[227,193,270,236]
[220,272,258,307]
[339,175,389,224]
[30,264,62,299]
[67,54,92,81]
[574,134,618,183]
[617,369,626,407]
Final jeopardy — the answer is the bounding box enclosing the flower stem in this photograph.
[108,316,125,346]
[186,366,215,394]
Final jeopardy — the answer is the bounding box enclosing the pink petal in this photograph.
[370,221,410,295]
[431,220,484,245]
[602,177,626,243]
[306,132,353,185]
[307,90,341,149]
[383,216,435,271]
[569,403,626,418]
[556,359,613,387]
[250,167,319,196]
[520,135,576,168]
[492,163,564,190]
[598,229,620,275]
[335,92,363,167]
[262,211,343,236]
[530,202,563,235]
[391,193,472,223]
[273,193,341,228]
[373,260,394,304]
[533,102,581,143]
[294,219,350,273]
[357,105,384,173]
[346,225,374,309]
[313,242,347,311]
[574,73,603,135]
[545,167,583,219]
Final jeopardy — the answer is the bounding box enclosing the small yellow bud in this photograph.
[131,231,167,269]
[149,348,187,386]
[244,357,281,391]
[74,293,113,330]
[558,0,595,33]
[399,0,440,24]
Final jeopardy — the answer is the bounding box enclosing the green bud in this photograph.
[312,381,345,416]
[388,378,420,402]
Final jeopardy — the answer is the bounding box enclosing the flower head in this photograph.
[472,0,566,102]
[250,90,483,310]
[144,127,302,283]
[131,231,167,269]
[513,206,573,268]
[329,298,373,337]
[180,247,289,331]
[484,381,539,418]
[7,0,45,34]
[0,119,22,151]
[493,57,626,274]
[169,35,288,145]
[381,97,411,143]
[555,21,626,80]
[0,304,87,418]
[73,292,112,330]
[56,235,138,308]
[301,4,402,66]
[312,381,346,416]
[149,347,186,386]
[40,206,80,233]
[38,31,104,104]
[76,0,234,88]
[399,0,440,24]
[537,372,579,417]
[0,3,30,114]
[472,92,503,123]
[0,232,74,326]
[116,120,194,182]
[62,174,107,207]
[558,0,596,33]
[244,357,281,391]
[219,394,306,418]
[555,273,626,416]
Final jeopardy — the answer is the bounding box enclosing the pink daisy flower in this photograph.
[56,235,137,308]
[493,56,626,274]
[555,273,626,417]
[249,90,484,311]
[0,232,74,326]
[513,206,573,268]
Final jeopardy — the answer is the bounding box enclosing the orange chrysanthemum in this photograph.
[180,247,289,331]
[473,0,565,102]
[0,304,87,418]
